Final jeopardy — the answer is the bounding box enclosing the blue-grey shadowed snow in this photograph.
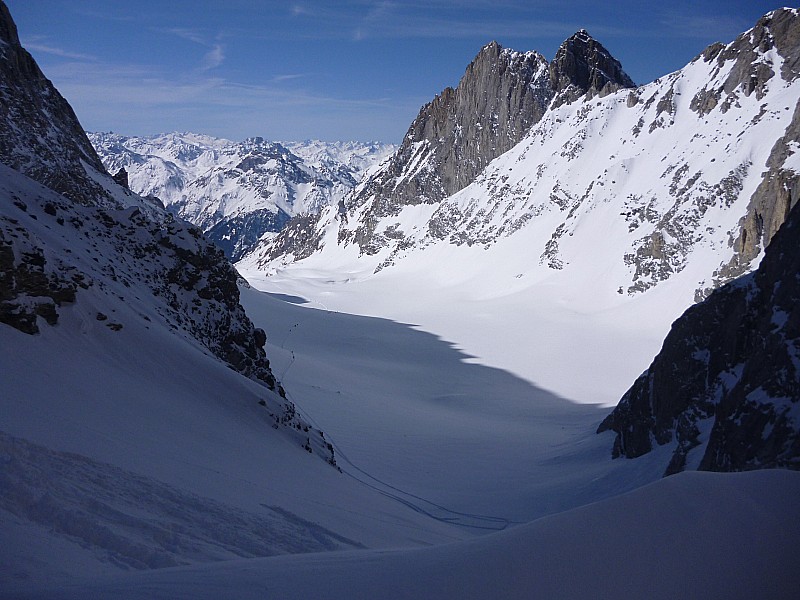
[263,292,309,305]
[14,470,800,600]
[0,431,364,572]
[241,287,668,526]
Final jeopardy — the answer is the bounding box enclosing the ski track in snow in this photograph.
[291,394,515,531]
[239,285,674,529]
[270,297,515,530]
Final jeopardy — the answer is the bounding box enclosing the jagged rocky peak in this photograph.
[0,0,111,205]
[721,7,800,96]
[690,8,800,115]
[393,39,552,199]
[335,39,554,255]
[549,28,635,108]
[598,199,800,475]
[267,30,636,261]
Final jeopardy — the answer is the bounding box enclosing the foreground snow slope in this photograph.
[0,166,462,593]
[19,470,800,600]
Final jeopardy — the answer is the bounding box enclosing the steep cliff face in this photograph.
[254,32,635,263]
[343,42,554,254]
[0,2,114,206]
[0,0,335,465]
[598,200,800,475]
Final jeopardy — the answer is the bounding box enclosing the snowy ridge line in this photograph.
[88,132,397,261]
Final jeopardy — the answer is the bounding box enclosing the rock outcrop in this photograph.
[549,29,636,108]
[0,0,335,465]
[256,32,635,263]
[598,200,800,475]
[0,1,112,205]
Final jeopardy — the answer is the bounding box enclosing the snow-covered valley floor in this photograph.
[4,263,799,598]
[237,281,671,525]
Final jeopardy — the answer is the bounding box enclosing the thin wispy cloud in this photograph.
[22,41,98,62]
[272,74,307,82]
[200,44,225,71]
[152,27,226,72]
[157,27,208,45]
[291,4,314,17]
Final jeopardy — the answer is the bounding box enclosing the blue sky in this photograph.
[6,0,783,142]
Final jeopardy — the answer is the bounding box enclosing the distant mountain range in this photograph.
[88,132,395,261]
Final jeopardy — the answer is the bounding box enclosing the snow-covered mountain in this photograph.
[249,10,800,304]
[237,9,800,414]
[253,32,635,262]
[3,0,800,596]
[88,131,395,260]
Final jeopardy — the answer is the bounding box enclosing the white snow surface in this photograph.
[4,14,800,599]
[7,161,795,599]
[88,132,396,230]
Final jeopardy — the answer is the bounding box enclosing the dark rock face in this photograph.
[338,42,553,256]
[549,29,636,108]
[113,167,129,189]
[252,211,330,265]
[0,211,78,334]
[0,1,111,205]
[599,200,800,475]
[355,42,552,214]
[205,207,292,262]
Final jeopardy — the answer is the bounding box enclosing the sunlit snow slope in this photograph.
[241,9,800,405]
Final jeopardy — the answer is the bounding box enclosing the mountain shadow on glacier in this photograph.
[241,287,670,524]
